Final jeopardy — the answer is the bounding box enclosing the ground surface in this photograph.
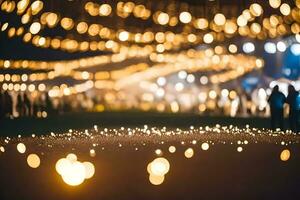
[0,111,278,135]
[0,125,299,200]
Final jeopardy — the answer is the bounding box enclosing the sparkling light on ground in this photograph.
[0,125,300,199]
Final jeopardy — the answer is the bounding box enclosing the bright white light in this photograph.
[175,82,184,91]
[186,74,195,83]
[295,34,300,43]
[199,76,208,85]
[243,42,255,53]
[264,42,276,54]
[157,77,166,86]
[156,88,165,97]
[277,41,286,52]
[291,44,300,56]
[178,71,187,79]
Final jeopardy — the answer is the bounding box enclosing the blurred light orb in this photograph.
[175,82,184,92]
[269,0,281,8]
[186,74,195,83]
[243,42,255,53]
[62,161,86,186]
[150,157,170,176]
[99,4,112,16]
[184,148,194,158]
[290,44,300,55]
[221,89,229,97]
[214,13,226,26]
[228,44,238,53]
[179,11,192,24]
[237,15,247,26]
[200,76,208,85]
[168,146,176,153]
[203,33,214,44]
[149,174,165,185]
[27,154,40,168]
[237,146,243,152]
[29,22,41,34]
[201,143,210,151]
[83,162,95,179]
[178,70,187,79]
[157,12,169,25]
[157,77,166,86]
[119,31,129,41]
[66,153,77,162]
[280,149,290,161]
[277,41,286,52]
[295,34,300,43]
[17,143,26,154]
[280,3,290,16]
[264,42,276,54]
[90,149,96,157]
[155,149,162,155]
[56,158,72,175]
[250,3,263,16]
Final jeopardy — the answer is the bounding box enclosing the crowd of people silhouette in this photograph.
[268,85,300,133]
[0,85,299,133]
[0,90,54,119]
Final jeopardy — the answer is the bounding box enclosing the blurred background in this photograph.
[0,0,299,120]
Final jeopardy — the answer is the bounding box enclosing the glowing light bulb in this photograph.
[179,12,192,23]
[27,154,41,168]
[17,143,26,153]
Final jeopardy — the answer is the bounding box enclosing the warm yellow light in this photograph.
[237,15,247,27]
[228,44,238,53]
[237,146,243,152]
[149,157,170,176]
[201,142,210,151]
[46,13,58,27]
[31,1,43,15]
[157,12,169,25]
[269,0,281,9]
[62,161,86,186]
[203,33,214,44]
[61,18,74,30]
[224,21,237,34]
[250,3,263,16]
[168,146,176,153]
[250,23,261,34]
[76,22,88,34]
[83,162,95,179]
[214,13,226,26]
[17,143,26,153]
[29,22,41,34]
[27,154,41,168]
[66,153,77,162]
[280,3,290,16]
[56,158,72,175]
[119,31,129,41]
[179,11,192,24]
[149,174,164,185]
[184,148,194,158]
[99,4,112,16]
[280,149,290,161]
[195,18,208,29]
[56,156,95,186]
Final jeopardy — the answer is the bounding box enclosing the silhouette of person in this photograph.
[4,91,13,117]
[45,93,54,115]
[16,93,24,117]
[268,85,286,131]
[0,89,4,118]
[286,85,300,133]
[23,93,31,116]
